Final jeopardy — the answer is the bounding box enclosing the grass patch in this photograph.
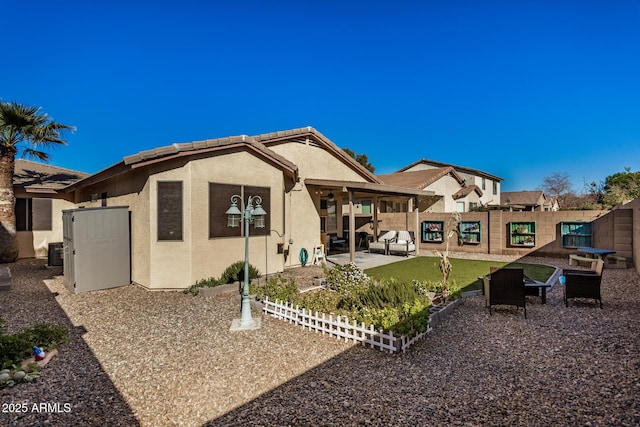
[365,256,556,293]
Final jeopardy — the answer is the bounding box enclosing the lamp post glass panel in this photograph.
[226,195,266,330]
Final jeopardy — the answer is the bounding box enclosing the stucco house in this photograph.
[378,167,483,212]
[394,159,503,211]
[14,127,431,290]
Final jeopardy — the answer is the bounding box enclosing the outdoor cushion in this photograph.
[379,230,396,242]
[396,230,413,243]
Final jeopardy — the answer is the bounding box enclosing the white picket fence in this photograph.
[262,297,432,353]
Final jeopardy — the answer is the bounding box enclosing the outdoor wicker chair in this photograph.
[488,268,526,318]
[563,268,603,309]
[387,230,416,257]
[368,230,396,255]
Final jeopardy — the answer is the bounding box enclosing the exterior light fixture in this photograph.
[227,194,267,331]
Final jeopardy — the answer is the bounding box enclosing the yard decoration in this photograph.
[433,212,462,301]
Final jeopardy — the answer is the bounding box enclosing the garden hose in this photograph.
[299,247,309,266]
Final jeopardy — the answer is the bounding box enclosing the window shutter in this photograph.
[32,198,52,231]
[157,181,183,241]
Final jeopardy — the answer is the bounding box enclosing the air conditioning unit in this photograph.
[48,242,64,267]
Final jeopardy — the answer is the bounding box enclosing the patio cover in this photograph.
[305,178,435,262]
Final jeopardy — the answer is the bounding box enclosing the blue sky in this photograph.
[3,0,639,192]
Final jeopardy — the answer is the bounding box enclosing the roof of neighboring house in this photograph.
[13,159,89,192]
[453,185,483,200]
[501,190,546,206]
[377,167,464,189]
[397,158,503,182]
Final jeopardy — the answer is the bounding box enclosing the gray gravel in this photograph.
[1,256,639,426]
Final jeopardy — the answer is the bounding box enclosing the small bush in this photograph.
[183,261,261,295]
[251,275,299,303]
[0,320,68,368]
[220,261,261,284]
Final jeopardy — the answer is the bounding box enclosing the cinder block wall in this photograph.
[376,208,634,263]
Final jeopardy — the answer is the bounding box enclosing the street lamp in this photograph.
[227,194,266,331]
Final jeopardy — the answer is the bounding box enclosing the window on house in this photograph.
[482,177,486,190]
[326,199,337,231]
[209,183,270,238]
[469,202,478,211]
[15,198,52,231]
[493,181,498,195]
[456,201,465,212]
[157,181,183,241]
[101,192,107,207]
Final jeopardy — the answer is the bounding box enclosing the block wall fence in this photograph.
[376,208,635,270]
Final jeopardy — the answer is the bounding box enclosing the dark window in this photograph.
[482,178,486,190]
[15,198,29,231]
[101,192,107,207]
[209,183,270,238]
[15,198,52,231]
[493,181,498,195]
[157,181,183,241]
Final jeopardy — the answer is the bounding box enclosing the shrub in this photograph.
[183,261,261,295]
[324,263,371,309]
[220,261,261,284]
[251,275,299,304]
[0,320,68,368]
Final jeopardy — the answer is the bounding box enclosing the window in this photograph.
[15,198,52,231]
[101,192,107,207]
[456,201,465,212]
[493,181,498,195]
[209,183,270,238]
[482,177,486,190]
[469,202,478,211]
[157,181,183,241]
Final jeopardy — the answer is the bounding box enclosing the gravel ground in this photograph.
[1,256,639,426]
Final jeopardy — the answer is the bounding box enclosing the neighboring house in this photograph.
[377,167,482,212]
[500,190,549,211]
[13,159,88,258]
[385,159,503,212]
[16,127,431,290]
[544,196,560,212]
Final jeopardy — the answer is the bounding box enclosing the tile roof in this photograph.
[253,126,380,183]
[397,158,503,182]
[13,159,89,191]
[377,167,463,189]
[453,185,483,200]
[501,190,546,206]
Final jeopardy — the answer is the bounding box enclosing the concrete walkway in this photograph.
[326,251,414,269]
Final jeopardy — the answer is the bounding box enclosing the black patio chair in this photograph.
[564,270,603,308]
[488,268,526,318]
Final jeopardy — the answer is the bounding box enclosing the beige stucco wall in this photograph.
[423,175,465,212]
[15,194,76,259]
[137,152,287,289]
[270,140,372,268]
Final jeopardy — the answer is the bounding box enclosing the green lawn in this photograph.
[364,256,556,293]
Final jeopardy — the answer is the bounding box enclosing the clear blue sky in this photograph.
[3,0,639,192]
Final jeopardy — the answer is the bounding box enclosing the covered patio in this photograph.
[305,178,437,263]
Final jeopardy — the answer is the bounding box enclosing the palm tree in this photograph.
[0,100,74,263]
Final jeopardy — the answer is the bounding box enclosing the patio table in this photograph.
[480,274,552,304]
[524,276,552,304]
[577,247,616,260]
